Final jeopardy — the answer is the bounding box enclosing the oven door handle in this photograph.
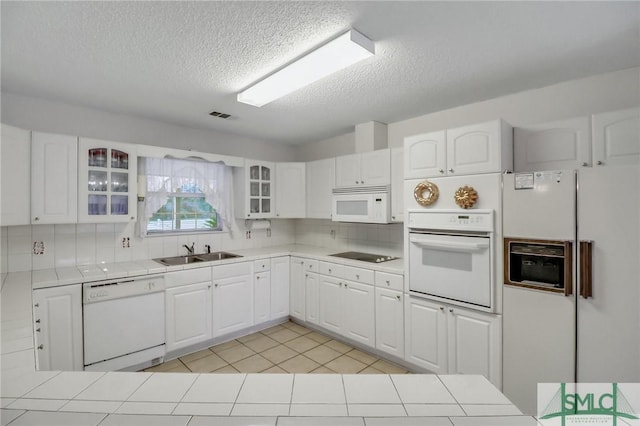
[409,235,489,252]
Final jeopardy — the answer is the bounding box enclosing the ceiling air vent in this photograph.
[209,111,232,119]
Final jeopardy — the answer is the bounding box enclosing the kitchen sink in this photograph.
[153,251,242,266]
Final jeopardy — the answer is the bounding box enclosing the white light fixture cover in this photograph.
[237,29,375,107]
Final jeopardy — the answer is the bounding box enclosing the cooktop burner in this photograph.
[329,251,398,263]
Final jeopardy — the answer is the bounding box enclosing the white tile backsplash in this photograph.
[1,217,401,272]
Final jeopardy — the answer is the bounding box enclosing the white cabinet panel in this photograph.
[276,162,306,218]
[33,284,83,371]
[306,158,335,219]
[342,280,375,347]
[318,275,343,334]
[254,271,271,325]
[212,263,253,337]
[514,116,591,171]
[390,147,404,222]
[375,287,404,358]
[446,119,512,175]
[404,131,446,179]
[289,257,306,321]
[166,281,212,352]
[31,132,78,224]
[447,306,501,387]
[404,296,447,374]
[1,124,30,226]
[234,160,274,219]
[270,256,290,319]
[304,271,319,324]
[335,150,390,187]
[592,107,639,167]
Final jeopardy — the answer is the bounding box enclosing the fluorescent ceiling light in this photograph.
[237,29,375,107]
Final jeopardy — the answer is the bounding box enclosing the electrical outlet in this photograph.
[33,241,45,255]
[122,237,131,248]
[266,228,271,237]
[246,230,252,239]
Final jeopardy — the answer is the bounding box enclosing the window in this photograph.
[138,157,234,236]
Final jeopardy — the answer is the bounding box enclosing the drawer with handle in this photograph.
[319,261,344,278]
[375,271,403,291]
[343,265,374,285]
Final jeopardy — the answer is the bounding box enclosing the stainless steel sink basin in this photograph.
[154,251,242,266]
[195,251,242,261]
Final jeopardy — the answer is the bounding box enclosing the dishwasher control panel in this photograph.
[83,276,165,304]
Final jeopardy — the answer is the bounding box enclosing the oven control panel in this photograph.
[408,209,494,232]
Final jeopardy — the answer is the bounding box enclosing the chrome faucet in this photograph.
[183,242,195,255]
[204,244,211,254]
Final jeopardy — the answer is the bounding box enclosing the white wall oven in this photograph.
[407,209,496,312]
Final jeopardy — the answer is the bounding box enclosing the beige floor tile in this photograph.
[325,355,367,374]
[305,331,332,344]
[287,324,312,335]
[237,332,263,344]
[143,358,183,372]
[279,355,320,373]
[284,336,321,353]
[260,325,285,335]
[345,349,379,366]
[323,339,354,354]
[209,339,241,353]
[242,335,280,353]
[269,328,300,343]
[211,365,239,373]
[303,345,342,365]
[179,348,214,364]
[309,366,337,374]
[261,365,287,373]
[370,359,408,374]
[184,352,228,373]
[217,344,256,364]
[279,321,297,329]
[163,365,192,373]
[358,366,385,374]
[232,354,274,373]
[261,344,299,364]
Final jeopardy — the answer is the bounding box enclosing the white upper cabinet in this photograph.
[514,116,591,172]
[404,131,446,179]
[335,149,390,187]
[306,158,334,219]
[234,160,275,219]
[446,119,513,175]
[1,124,30,226]
[31,132,78,224]
[390,147,404,222]
[404,120,512,178]
[275,162,305,218]
[592,107,639,167]
[78,138,137,223]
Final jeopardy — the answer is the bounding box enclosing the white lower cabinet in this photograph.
[33,284,83,371]
[166,283,212,353]
[254,271,271,324]
[375,287,404,358]
[270,256,290,319]
[289,257,306,321]
[405,296,502,386]
[212,262,253,337]
[318,275,375,346]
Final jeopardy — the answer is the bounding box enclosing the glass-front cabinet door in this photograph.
[244,161,274,218]
[78,138,137,223]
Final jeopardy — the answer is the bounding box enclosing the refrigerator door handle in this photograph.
[579,240,593,299]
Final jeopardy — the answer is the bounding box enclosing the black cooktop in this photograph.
[329,251,398,264]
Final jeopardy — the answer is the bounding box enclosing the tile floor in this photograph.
[144,321,410,375]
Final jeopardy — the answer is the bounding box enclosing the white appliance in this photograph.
[83,275,166,371]
[404,173,503,314]
[407,209,495,312]
[331,185,390,223]
[502,167,640,415]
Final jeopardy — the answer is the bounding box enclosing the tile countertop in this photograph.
[29,244,405,290]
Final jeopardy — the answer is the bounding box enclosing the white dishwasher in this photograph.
[83,275,166,371]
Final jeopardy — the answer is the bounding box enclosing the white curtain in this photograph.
[137,157,235,236]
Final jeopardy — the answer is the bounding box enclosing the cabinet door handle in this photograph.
[36,328,41,332]
[582,162,589,167]
[34,303,39,308]
[214,283,219,288]
[396,295,401,301]
[339,282,343,287]
[328,269,332,273]
[305,274,308,278]
[37,344,43,350]
[449,308,454,313]
[596,160,604,166]
[448,168,454,173]
[356,274,360,279]
[256,276,260,280]
[208,285,211,289]
[439,169,444,174]
[35,319,40,324]
[344,283,348,288]
[355,181,358,184]
[34,217,40,221]
[385,280,390,285]
[439,306,444,311]
[360,181,364,184]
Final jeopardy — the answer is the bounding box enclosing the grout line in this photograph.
[388,373,409,416]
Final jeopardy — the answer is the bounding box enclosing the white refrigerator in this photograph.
[502,165,640,415]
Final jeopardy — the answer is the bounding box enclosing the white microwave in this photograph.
[331,186,390,224]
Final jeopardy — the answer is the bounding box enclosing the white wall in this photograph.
[0,92,296,162]
[294,67,640,159]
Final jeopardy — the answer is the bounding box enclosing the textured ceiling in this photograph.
[2,1,639,145]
